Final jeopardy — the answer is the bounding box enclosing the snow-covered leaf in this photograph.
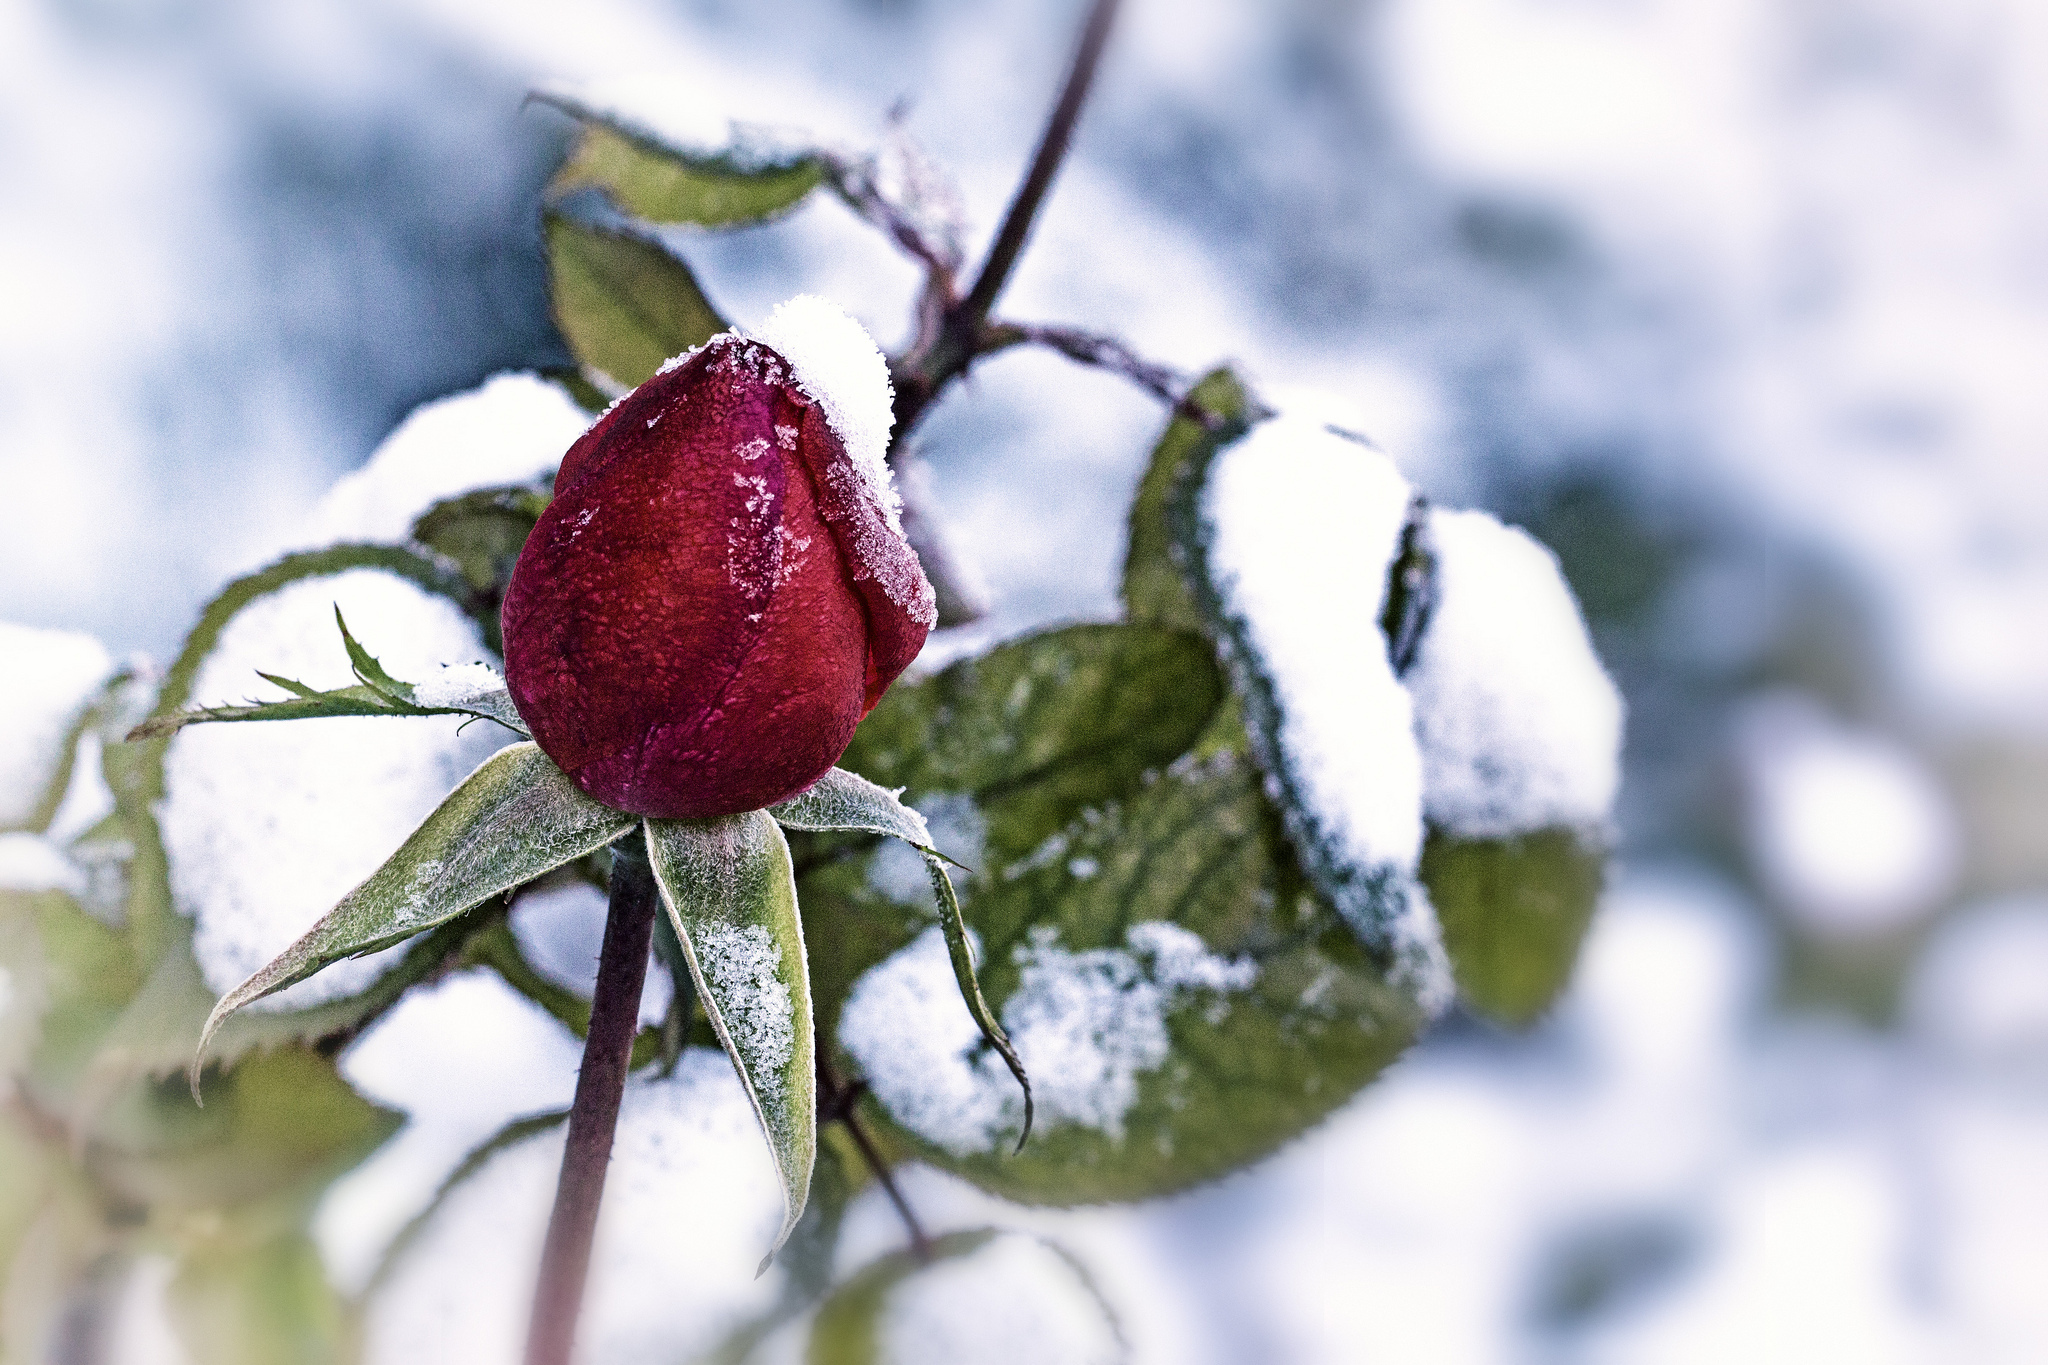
[771,769,1032,1139]
[1121,367,1256,635]
[1421,827,1605,1027]
[1172,410,1447,997]
[644,812,814,1269]
[194,743,635,1072]
[550,121,825,227]
[544,201,728,390]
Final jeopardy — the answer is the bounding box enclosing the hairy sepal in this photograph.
[644,810,815,1272]
[191,743,634,1087]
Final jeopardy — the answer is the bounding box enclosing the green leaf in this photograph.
[1121,368,1256,634]
[166,1232,351,1365]
[410,486,551,653]
[545,204,728,390]
[550,122,825,227]
[194,744,634,1073]
[129,613,527,743]
[645,811,815,1270]
[771,771,1032,1142]
[837,705,1429,1203]
[1421,826,1605,1027]
[89,1046,400,1215]
[806,1230,1127,1365]
[2,888,144,1103]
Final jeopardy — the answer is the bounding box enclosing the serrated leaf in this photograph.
[551,122,825,227]
[194,744,634,1073]
[645,811,814,1270]
[1422,826,1604,1027]
[545,203,728,390]
[410,486,551,653]
[1122,368,1255,634]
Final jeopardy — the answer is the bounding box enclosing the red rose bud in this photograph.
[502,296,937,818]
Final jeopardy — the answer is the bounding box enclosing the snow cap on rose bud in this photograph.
[501,296,936,819]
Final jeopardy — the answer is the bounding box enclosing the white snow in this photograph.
[315,969,585,1294]
[410,660,506,708]
[508,879,673,1028]
[278,373,589,556]
[877,1234,1123,1365]
[865,791,984,907]
[1404,507,1624,839]
[1907,896,2048,1069]
[696,923,795,1080]
[1733,692,1960,935]
[839,921,1257,1155]
[362,1051,783,1365]
[161,568,511,1008]
[0,831,85,895]
[754,294,902,525]
[0,620,114,831]
[1201,416,1422,874]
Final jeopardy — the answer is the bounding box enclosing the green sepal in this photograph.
[771,770,1031,1144]
[644,811,815,1271]
[544,200,729,391]
[192,744,635,1085]
[1421,826,1605,1028]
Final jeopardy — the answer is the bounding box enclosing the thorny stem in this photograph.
[892,0,1125,436]
[818,1053,934,1263]
[524,834,658,1365]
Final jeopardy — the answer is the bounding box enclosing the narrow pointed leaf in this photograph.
[194,743,634,1076]
[335,608,414,699]
[771,769,1028,1140]
[644,811,814,1270]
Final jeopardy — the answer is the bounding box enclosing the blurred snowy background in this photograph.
[5,0,2048,1359]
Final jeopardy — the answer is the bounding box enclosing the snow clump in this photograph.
[877,1234,1124,1365]
[755,294,902,532]
[839,921,1257,1155]
[1403,507,1624,840]
[0,621,114,830]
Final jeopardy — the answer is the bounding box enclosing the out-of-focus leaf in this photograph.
[551,122,825,227]
[194,744,634,1071]
[410,486,551,653]
[1121,368,1255,635]
[1422,826,1604,1027]
[2,889,143,1102]
[645,812,814,1269]
[166,1232,350,1365]
[91,1047,401,1213]
[545,204,727,390]
[806,1229,1127,1365]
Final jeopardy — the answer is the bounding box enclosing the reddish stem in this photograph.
[523,835,657,1365]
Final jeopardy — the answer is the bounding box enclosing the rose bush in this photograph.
[502,299,936,818]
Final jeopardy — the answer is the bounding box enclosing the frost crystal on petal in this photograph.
[840,921,1258,1155]
[1404,508,1624,840]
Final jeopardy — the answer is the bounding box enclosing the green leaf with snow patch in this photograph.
[830,703,1430,1205]
[645,812,814,1270]
[193,743,634,1076]
[773,770,1030,1138]
[1422,826,1604,1028]
[545,205,727,390]
[1122,368,1256,635]
[548,120,825,227]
